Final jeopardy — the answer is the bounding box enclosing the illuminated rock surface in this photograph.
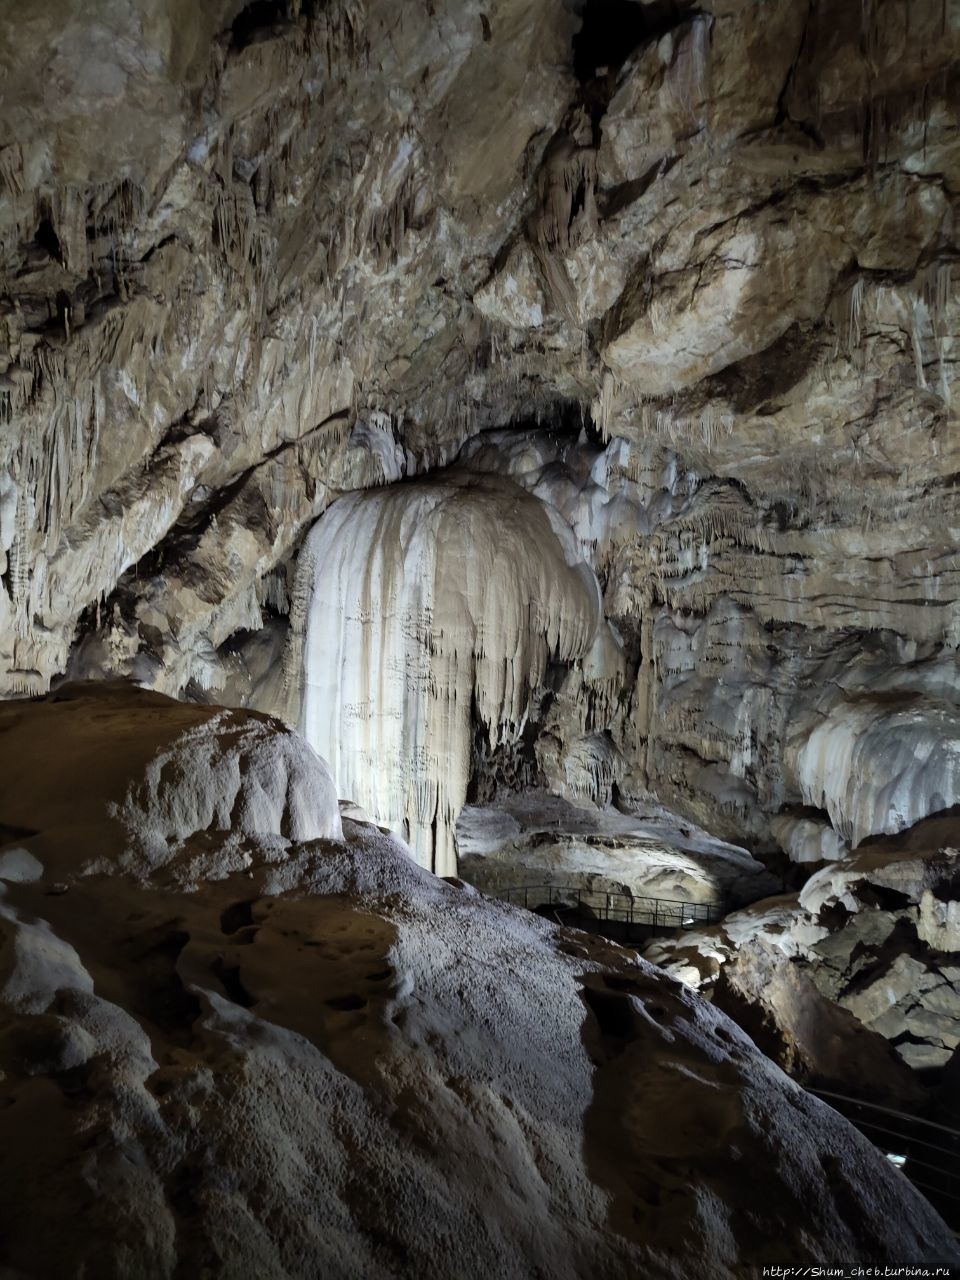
[287,472,600,873]
[456,790,777,904]
[0,682,342,884]
[646,815,960,1074]
[0,688,957,1277]
[0,0,956,872]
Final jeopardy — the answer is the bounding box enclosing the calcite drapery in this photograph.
[288,470,600,873]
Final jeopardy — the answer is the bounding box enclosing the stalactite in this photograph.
[831,264,956,405]
[531,135,597,257]
[592,369,619,437]
[0,143,23,197]
[642,400,735,452]
[259,566,290,615]
[910,296,930,390]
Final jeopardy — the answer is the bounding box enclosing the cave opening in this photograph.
[571,0,693,81]
[33,217,64,264]
[229,0,295,49]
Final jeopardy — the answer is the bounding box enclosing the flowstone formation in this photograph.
[0,687,957,1278]
[0,683,342,882]
[285,470,600,873]
[2,1,960,1266]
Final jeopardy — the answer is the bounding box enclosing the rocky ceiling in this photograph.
[1,0,959,859]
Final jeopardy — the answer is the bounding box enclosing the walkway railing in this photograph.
[808,1088,960,1232]
[492,883,724,930]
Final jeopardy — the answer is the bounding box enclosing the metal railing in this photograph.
[492,883,724,930]
[808,1088,960,1232]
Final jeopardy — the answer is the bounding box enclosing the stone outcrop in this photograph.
[0,686,957,1276]
[646,814,960,1076]
[0,681,342,884]
[711,938,927,1106]
[456,789,777,905]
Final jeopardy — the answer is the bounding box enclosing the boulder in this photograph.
[0,682,342,887]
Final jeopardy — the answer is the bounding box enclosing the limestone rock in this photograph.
[648,815,960,1077]
[0,693,956,1277]
[0,0,958,884]
[712,939,926,1106]
[0,0,959,1261]
[474,244,547,331]
[0,682,342,887]
[602,205,848,395]
[644,893,828,993]
[771,815,849,866]
[457,790,777,906]
[799,839,955,917]
[919,888,960,952]
[791,696,960,848]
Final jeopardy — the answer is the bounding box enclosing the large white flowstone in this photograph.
[791,696,960,848]
[288,471,601,874]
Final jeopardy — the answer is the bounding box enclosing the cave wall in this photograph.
[2,0,959,856]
